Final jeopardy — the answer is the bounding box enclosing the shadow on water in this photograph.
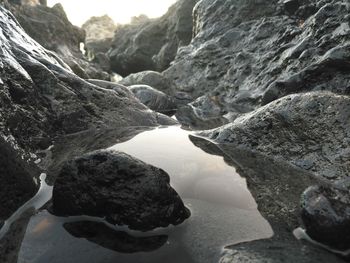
[11,126,275,263]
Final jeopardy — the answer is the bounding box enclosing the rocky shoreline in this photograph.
[0,0,349,262]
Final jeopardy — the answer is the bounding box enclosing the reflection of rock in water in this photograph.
[190,135,344,262]
[64,221,168,253]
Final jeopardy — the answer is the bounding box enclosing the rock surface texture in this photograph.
[4,1,110,79]
[164,0,350,129]
[0,5,172,221]
[108,0,197,76]
[53,150,190,231]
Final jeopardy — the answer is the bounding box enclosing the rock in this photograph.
[52,150,190,231]
[64,221,168,253]
[283,0,300,14]
[201,92,350,181]
[119,70,173,94]
[5,2,110,80]
[129,85,176,115]
[164,0,350,129]
[0,137,38,221]
[0,5,175,220]
[301,185,350,250]
[108,0,196,76]
[82,15,117,59]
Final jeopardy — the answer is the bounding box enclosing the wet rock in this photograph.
[301,185,350,250]
[52,150,190,231]
[0,5,175,221]
[201,92,350,181]
[119,70,173,94]
[64,221,168,253]
[108,0,196,76]
[164,0,350,129]
[0,137,38,221]
[5,2,110,80]
[129,85,176,115]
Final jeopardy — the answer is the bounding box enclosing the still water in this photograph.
[17,126,272,263]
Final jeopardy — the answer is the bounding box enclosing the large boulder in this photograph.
[108,0,197,76]
[202,92,350,181]
[301,185,350,250]
[53,150,190,231]
[164,0,350,129]
[4,1,110,80]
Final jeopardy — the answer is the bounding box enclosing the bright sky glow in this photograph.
[47,0,178,26]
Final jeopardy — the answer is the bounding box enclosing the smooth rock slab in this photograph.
[53,150,190,231]
[301,185,350,250]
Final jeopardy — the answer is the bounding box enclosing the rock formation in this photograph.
[0,5,173,223]
[4,0,110,79]
[164,0,350,129]
[108,0,197,76]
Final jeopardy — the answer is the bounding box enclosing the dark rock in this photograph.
[64,221,168,253]
[283,0,300,14]
[5,2,110,80]
[129,85,176,115]
[301,185,350,250]
[164,0,350,129]
[0,137,38,221]
[108,0,197,76]
[201,92,350,181]
[119,70,173,94]
[52,150,190,231]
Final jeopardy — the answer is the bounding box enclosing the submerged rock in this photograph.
[108,0,196,76]
[53,150,190,231]
[129,85,176,115]
[64,221,168,253]
[301,185,350,250]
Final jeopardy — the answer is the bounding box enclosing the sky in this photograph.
[47,0,178,26]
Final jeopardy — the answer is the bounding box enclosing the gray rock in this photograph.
[301,185,350,250]
[5,2,110,80]
[52,150,190,231]
[82,15,116,58]
[129,85,176,115]
[119,70,173,94]
[201,92,350,181]
[108,0,197,76]
[164,0,350,129]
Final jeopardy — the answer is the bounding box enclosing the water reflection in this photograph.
[17,126,273,263]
